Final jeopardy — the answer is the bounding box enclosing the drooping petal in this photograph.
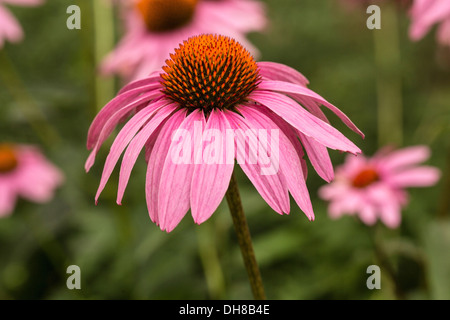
[86,84,163,150]
[239,105,315,219]
[250,90,361,155]
[255,80,364,138]
[226,108,290,215]
[257,61,309,86]
[94,105,164,203]
[145,109,187,225]
[255,106,308,179]
[116,103,177,204]
[299,133,334,182]
[157,110,204,232]
[85,92,165,172]
[190,110,234,225]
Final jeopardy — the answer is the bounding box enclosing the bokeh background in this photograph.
[0,0,449,300]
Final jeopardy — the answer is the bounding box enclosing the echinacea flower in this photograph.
[409,0,450,47]
[86,34,363,232]
[101,0,267,81]
[0,0,44,48]
[318,145,441,228]
[0,143,64,216]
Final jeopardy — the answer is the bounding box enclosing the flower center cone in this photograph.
[352,168,379,188]
[136,0,199,32]
[0,144,18,173]
[161,34,261,113]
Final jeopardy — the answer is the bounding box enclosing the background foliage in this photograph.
[0,0,448,300]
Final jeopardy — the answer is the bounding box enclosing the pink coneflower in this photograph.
[101,0,267,82]
[409,0,450,46]
[86,34,363,232]
[0,0,44,48]
[318,145,441,228]
[0,143,64,216]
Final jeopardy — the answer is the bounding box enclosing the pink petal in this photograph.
[379,201,402,229]
[386,166,441,188]
[225,109,290,215]
[85,92,164,172]
[117,72,162,95]
[0,6,23,47]
[145,109,187,225]
[86,84,162,150]
[255,106,308,179]
[94,105,163,203]
[239,105,315,220]
[376,145,431,172]
[157,110,204,232]
[190,110,234,225]
[250,90,361,155]
[257,61,309,86]
[299,132,334,182]
[255,80,364,138]
[0,181,16,217]
[116,103,177,204]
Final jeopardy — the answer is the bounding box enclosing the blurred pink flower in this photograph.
[0,143,64,216]
[87,34,363,232]
[101,0,267,82]
[319,145,441,228]
[0,0,44,48]
[409,0,450,46]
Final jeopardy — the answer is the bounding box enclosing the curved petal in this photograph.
[86,84,162,150]
[225,109,290,215]
[255,80,364,138]
[116,103,177,204]
[239,105,314,219]
[157,110,204,232]
[85,92,165,171]
[145,109,187,225]
[94,105,162,203]
[298,133,334,182]
[250,90,361,155]
[257,61,309,86]
[190,110,234,225]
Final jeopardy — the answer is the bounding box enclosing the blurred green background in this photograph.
[0,0,449,300]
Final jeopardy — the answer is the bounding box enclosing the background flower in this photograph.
[0,143,64,216]
[409,0,450,46]
[319,145,441,228]
[101,0,267,82]
[0,0,43,48]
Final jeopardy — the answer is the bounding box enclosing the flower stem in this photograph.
[225,172,266,300]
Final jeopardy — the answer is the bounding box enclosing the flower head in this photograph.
[87,34,363,232]
[0,0,44,48]
[318,145,441,228]
[101,0,267,81]
[409,0,450,47]
[0,143,64,216]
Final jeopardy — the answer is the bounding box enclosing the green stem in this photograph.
[225,173,266,300]
[373,2,403,147]
[197,223,226,299]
